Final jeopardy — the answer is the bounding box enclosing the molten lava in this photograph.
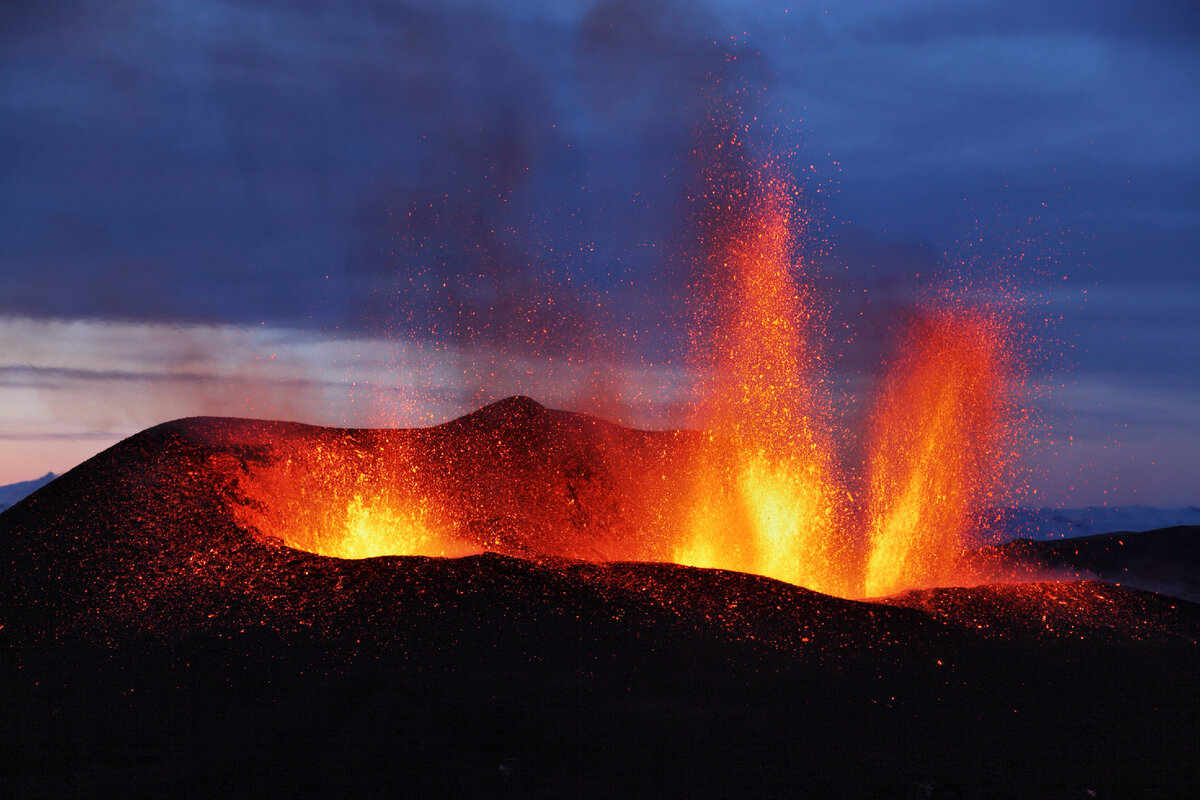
[664,155,1020,598]
[862,310,1018,597]
[673,167,853,597]
[229,147,1024,601]
[232,433,477,560]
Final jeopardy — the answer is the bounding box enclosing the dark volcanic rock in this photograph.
[979,526,1200,602]
[1,399,1197,799]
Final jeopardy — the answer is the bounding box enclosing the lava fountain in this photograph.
[862,310,1020,597]
[229,140,1024,600]
[672,162,854,597]
[661,142,1022,598]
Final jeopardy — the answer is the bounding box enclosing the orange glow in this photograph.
[221,146,1026,602]
[665,153,1021,599]
[862,311,1017,597]
[231,434,477,560]
[672,166,855,597]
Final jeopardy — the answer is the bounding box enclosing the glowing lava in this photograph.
[862,310,1019,597]
[232,435,477,560]
[665,146,1021,599]
[228,146,1024,602]
[674,166,853,597]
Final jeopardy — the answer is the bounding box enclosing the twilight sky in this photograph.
[1,0,1197,505]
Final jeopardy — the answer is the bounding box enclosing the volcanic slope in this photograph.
[1,397,1197,799]
[976,526,1200,603]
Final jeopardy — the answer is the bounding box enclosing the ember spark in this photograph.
[234,153,1023,600]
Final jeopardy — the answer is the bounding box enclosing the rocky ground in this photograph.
[2,402,1196,798]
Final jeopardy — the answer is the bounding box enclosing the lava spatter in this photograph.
[673,161,854,597]
[862,309,1020,597]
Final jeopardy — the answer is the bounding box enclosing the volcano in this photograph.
[2,398,1197,798]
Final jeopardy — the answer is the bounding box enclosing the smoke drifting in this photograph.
[336,0,791,414]
[0,1,781,345]
[0,0,786,439]
[4,1,1195,504]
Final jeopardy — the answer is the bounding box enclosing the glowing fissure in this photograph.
[234,151,1022,601]
[233,439,478,561]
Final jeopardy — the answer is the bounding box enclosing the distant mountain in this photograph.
[0,472,55,513]
[994,505,1200,541]
[973,526,1200,604]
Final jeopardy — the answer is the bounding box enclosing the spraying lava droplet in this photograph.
[229,148,1025,601]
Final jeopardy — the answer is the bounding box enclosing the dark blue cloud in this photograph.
[2,0,1190,501]
[0,0,1196,503]
[5,0,1192,324]
[810,0,1200,48]
[0,0,773,348]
